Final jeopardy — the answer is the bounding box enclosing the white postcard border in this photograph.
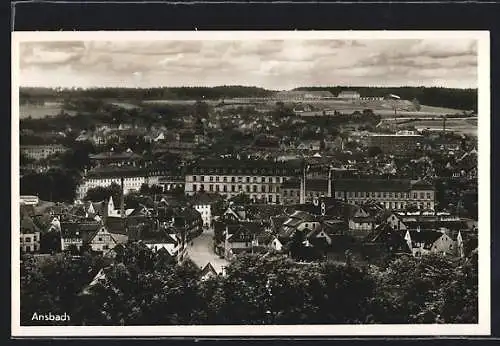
[11,30,491,337]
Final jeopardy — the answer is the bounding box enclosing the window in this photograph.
[284,190,288,197]
[246,177,250,183]
[33,236,37,242]
[238,176,243,182]
[223,176,227,182]
[231,185,236,192]
[413,193,418,199]
[231,177,235,183]
[262,185,266,193]
[216,176,219,182]
[269,177,273,183]
[98,237,103,241]
[246,185,250,192]
[426,192,431,199]
[253,177,257,182]
[216,185,220,192]
[268,195,273,203]
[209,176,213,182]
[201,176,205,182]
[223,185,227,192]
[209,184,214,192]
[25,237,31,243]
[103,245,109,250]
[420,192,425,199]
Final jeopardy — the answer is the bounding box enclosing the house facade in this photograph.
[20,231,41,253]
[280,178,436,210]
[184,159,300,204]
[77,166,169,199]
[21,144,68,161]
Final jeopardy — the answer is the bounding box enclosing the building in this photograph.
[20,215,41,253]
[184,159,301,204]
[404,230,455,257]
[337,90,361,100]
[20,195,39,206]
[190,193,216,228]
[274,90,334,101]
[367,131,423,155]
[77,166,169,199]
[280,178,435,210]
[60,220,127,253]
[89,149,143,168]
[20,144,68,161]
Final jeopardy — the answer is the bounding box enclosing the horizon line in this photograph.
[18,85,478,91]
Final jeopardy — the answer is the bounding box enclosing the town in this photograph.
[19,85,479,326]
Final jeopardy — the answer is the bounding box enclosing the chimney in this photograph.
[327,166,332,198]
[120,177,125,218]
[299,166,306,204]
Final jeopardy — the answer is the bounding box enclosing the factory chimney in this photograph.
[120,177,125,218]
[300,164,309,204]
[327,166,332,198]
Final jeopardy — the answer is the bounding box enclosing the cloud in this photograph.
[19,38,478,89]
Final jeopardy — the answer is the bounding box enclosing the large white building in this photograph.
[76,166,168,199]
[281,178,436,210]
[184,159,301,204]
[21,144,68,161]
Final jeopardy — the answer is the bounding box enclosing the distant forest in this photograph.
[295,86,477,111]
[19,86,273,103]
[20,85,477,111]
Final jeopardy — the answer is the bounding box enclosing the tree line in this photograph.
[20,86,274,103]
[20,242,478,326]
[20,86,477,111]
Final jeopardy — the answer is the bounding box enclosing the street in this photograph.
[187,228,229,274]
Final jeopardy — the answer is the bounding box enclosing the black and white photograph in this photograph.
[11,31,490,337]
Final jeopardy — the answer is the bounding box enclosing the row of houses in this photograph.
[75,158,436,211]
[213,198,477,263]
[19,194,204,263]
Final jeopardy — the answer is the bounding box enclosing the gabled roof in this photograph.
[139,228,178,244]
[201,262,218,277]
[409,230,448,249]
[104,217,128,235]
[226,222,265,243]
[411,179,434,190]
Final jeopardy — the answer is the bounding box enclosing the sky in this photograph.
[18,39,478,90]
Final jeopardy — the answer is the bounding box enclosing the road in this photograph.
[187,228,229,274]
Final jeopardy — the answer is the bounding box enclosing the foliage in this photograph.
[20,168,80,202]
[367,254,478,323]
[20,252,105,325]
[20,243,478,326]
[84,183,122,203]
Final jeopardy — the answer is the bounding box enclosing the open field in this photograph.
[19,103,76,119]
[109,102,141,110]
